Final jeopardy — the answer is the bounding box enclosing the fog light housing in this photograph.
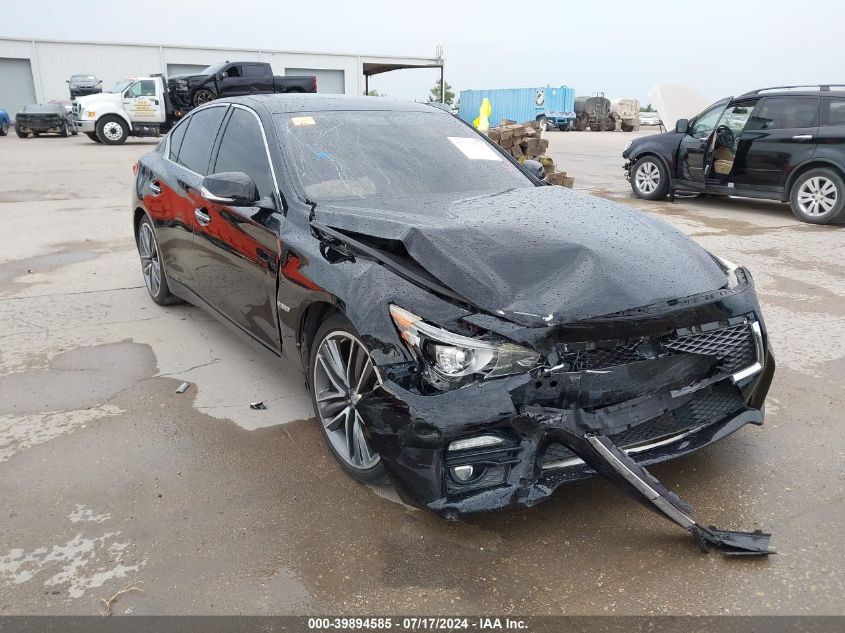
[450,465,476,483]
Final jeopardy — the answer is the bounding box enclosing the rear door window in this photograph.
[176,106,227,175]
[243,64,266,78]
[212,108,275,200]
[749,97,819,130]
[168,117,190,162]
[821,98,845,126]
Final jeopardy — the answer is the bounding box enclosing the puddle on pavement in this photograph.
[0,341,156,415]
[0,241,113,294]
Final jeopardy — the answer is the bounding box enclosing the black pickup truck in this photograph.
[167,61,316,109]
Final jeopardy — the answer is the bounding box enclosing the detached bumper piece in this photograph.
[579,433,773,556]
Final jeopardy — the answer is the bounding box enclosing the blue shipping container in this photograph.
[458,86,576,129]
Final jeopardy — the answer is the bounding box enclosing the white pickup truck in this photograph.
[74,74,181,144]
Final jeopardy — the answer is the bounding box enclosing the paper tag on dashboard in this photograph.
[291,116,316,126]
[448,137,502,161]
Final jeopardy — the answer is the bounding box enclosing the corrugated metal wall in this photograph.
[459,86,575,126]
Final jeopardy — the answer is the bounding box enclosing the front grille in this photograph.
[558,316,757,373]
[665,322,756,373]
[540,384,745,468]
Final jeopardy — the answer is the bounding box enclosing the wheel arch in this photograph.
[785,159,845,194]
[298,299,344,371]
[631,150,672,178]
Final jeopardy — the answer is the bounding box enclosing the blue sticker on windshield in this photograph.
[315,151,331,161]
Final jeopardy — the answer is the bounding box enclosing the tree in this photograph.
[367,89,384,97]
[639,103,656,112]
[428,80,455,105]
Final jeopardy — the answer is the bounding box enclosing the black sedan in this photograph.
[131,95,775,549]
[15,103,78,138]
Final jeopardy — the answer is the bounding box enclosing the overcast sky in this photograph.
[3,0,843,106]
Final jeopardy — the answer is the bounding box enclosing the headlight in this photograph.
[389,305,540,382]
[714,254,741,290]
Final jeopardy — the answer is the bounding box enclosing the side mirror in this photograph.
[523,159,546,181]
[98,80,103,84]
[201,172,259,206]
[676,118,690,134]
[66,80,70,83]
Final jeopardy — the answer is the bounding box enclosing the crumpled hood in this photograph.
[315,186,727,326]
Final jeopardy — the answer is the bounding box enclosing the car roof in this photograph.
[225,94,448,115]
[738,87,845,99]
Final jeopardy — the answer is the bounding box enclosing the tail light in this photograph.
[313,77,318,92]
[132,162,138,175]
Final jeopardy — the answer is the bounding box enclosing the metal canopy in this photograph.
[362,57,445,102]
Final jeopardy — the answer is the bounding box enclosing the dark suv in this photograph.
[623,85,845,224]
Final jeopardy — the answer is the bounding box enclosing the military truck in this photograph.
[574,93,613,131]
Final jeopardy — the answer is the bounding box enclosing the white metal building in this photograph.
[0,37,443,119]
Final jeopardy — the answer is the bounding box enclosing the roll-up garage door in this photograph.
[166,64,210,78]
[285,68,345,94]
[0,58,37,121]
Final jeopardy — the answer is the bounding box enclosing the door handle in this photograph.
[194,207,211,226]
[149,180,161,195]
[792,134,813,140]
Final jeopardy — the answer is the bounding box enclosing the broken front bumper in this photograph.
[359,312,775,520]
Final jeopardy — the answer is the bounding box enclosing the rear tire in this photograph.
[631,156,669,200]
[0,122,8,136]
[789,167,845,224]
[97,115,128,145]
[308,313,388,485]
[136,216,179,306]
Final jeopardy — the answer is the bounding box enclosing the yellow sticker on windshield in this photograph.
[291,116,316,126]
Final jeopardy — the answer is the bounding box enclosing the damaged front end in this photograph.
[355,273,775,554]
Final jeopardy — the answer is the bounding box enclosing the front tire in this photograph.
[60,122,69,137]
[97,115,128,145]
[86,132,102,143]
[631,156,669,200]
[0,122,8,136]
[308,314,388,485]
[15,126,28,138]
[789,168,845,224]
[191,89,215,107]
[537,116,549,133]
[136,216,179,305]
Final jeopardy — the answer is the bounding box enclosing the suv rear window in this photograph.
[749,97,819,130]
[821,98,845,126]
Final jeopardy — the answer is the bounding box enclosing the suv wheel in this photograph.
[308,314,388,485]
[790,168,844,224]
[537,116,549,132]
[631,156,669,200]
[0,122,8,136]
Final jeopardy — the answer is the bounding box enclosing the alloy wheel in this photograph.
[138,223,162,298]
[635,161,660,194]
[797,176,837,217]
[313,332,381,470]
[102,121,124,142]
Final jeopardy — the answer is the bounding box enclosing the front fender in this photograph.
[87,103,133,130]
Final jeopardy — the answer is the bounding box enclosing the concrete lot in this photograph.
[1,129,843,615]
